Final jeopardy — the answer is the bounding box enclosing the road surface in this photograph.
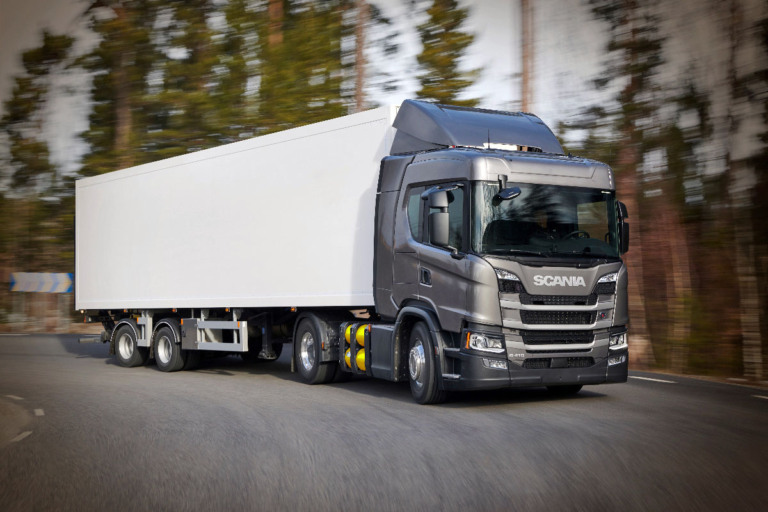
[1,334,766,511]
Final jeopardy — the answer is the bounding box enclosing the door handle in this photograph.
[420,267,432,286]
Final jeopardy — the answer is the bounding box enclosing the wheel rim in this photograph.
[118,333,134,360]
[409,339,426,389]
[300,331,315,371]
[156,335,172,365]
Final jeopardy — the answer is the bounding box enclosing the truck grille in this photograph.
[520,293,597,306]
[521,330,594,345]
[522,357,595,369]
[520,311,596,325]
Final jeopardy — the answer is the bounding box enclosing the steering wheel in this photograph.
[564,230,590,240]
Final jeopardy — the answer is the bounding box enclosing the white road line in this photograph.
[34,409,45,416]
[629,376,677,384]
[0,334,28,336]
[10,431,32,443]
[5,395,24,401]
[753,395,768,400]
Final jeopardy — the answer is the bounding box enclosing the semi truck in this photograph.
[76,100,630,404]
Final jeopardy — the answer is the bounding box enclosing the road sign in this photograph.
[9,273,73,293]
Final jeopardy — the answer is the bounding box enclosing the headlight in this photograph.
[495,268,520,281]
[609,332,628,351]
[494,268,524,293]
[466,332,505,353]
[595,272,618,294]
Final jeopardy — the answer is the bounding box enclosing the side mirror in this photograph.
[429,211,450,247]
[428,190,449,209]
[618,201,629,254]
[620,222,630,254]
[618,201,628,219]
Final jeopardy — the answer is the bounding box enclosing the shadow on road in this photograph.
[59,334,608,405]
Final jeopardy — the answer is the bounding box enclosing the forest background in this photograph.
[0,0,766,382]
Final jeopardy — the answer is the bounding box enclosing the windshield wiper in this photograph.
[485,249,548,257]
[549,250,615,259]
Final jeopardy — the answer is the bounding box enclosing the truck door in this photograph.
[417,182,469,333]
[392,185,425,308]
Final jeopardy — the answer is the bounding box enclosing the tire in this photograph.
[546,385,583,396]
[154,323,187,372]
[114,323,149,368]
[183,350,201,371]
[294,317,336,384]
[408,322,446,404]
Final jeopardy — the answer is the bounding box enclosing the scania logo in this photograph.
[533,275,587,287]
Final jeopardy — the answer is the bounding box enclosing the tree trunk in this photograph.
[354,0,369,112]
[113,5,133,170]
[726,0,763,380]
[616,144,655,369]
[268,0,284,47]
[521,0,533,112]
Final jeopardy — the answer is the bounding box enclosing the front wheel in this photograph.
[294,317,336,384]
[408,322,446,404]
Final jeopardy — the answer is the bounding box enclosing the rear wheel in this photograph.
[295,317,336,384]
[408,322,446,404]
[154,323,187,372]
[114,324,149,368]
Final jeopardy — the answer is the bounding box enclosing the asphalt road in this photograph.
[1,334,766,512]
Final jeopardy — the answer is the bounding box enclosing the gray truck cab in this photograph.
[373,100,629,399]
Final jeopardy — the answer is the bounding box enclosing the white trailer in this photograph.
[75,106,397,311]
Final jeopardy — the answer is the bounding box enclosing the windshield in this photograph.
[472,182,620,258]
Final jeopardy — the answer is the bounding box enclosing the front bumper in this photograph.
[440,349,628,391]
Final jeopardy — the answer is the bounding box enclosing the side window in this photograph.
[445,187,464,249]
[407,186,425,241]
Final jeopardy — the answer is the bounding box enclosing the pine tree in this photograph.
[141,0,226,158]
[78,0,155,175]
[257,0,346,134]
[582,0,669,368]
[0,31,76,278]
[1,31,73,191]
[343,1,401,111]
[415,0,479,107]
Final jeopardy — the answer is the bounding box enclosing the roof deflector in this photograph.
[391,99,564,155]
